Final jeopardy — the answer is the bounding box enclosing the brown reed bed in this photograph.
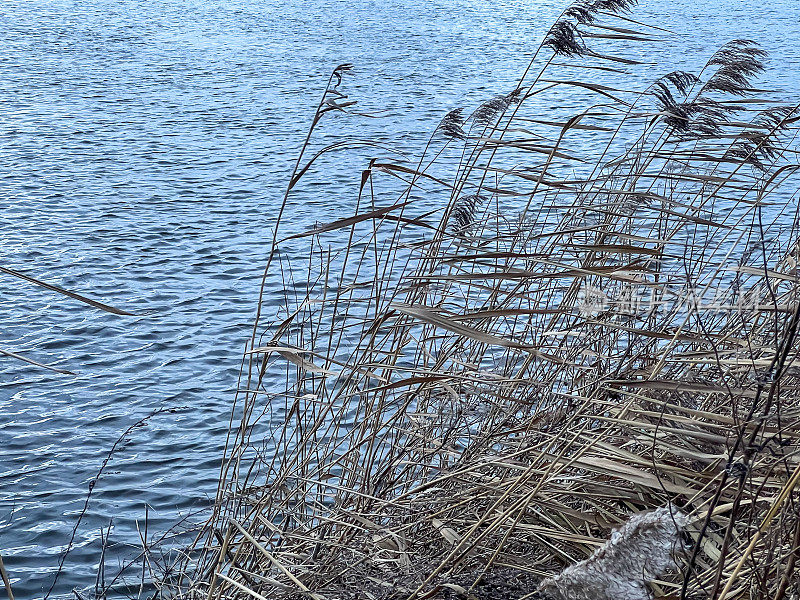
[136,1,800,598]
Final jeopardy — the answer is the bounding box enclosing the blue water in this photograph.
[1,0,799,598]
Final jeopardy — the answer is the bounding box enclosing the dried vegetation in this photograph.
[136,1,800,598]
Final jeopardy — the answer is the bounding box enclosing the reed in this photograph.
[138,1,800,598]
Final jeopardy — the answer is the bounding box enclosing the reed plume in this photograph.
[436,108,467,141]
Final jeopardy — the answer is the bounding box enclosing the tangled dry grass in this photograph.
[131,1,800,599]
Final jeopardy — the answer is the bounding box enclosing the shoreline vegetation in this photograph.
[8,0,800,598]
[159,0,800,593]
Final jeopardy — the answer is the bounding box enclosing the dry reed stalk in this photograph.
[0,554,14,600]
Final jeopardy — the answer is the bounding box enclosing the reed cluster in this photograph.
[139,1,800,598]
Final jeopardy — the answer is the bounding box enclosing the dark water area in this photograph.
[1,0,799,597]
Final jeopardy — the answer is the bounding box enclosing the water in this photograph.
[1,0,799,597]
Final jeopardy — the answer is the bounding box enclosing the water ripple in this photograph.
[1,0,799,597]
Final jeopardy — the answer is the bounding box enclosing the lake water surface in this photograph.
[2,0,800,597]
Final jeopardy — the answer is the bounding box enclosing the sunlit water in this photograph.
[1,0,799,597]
